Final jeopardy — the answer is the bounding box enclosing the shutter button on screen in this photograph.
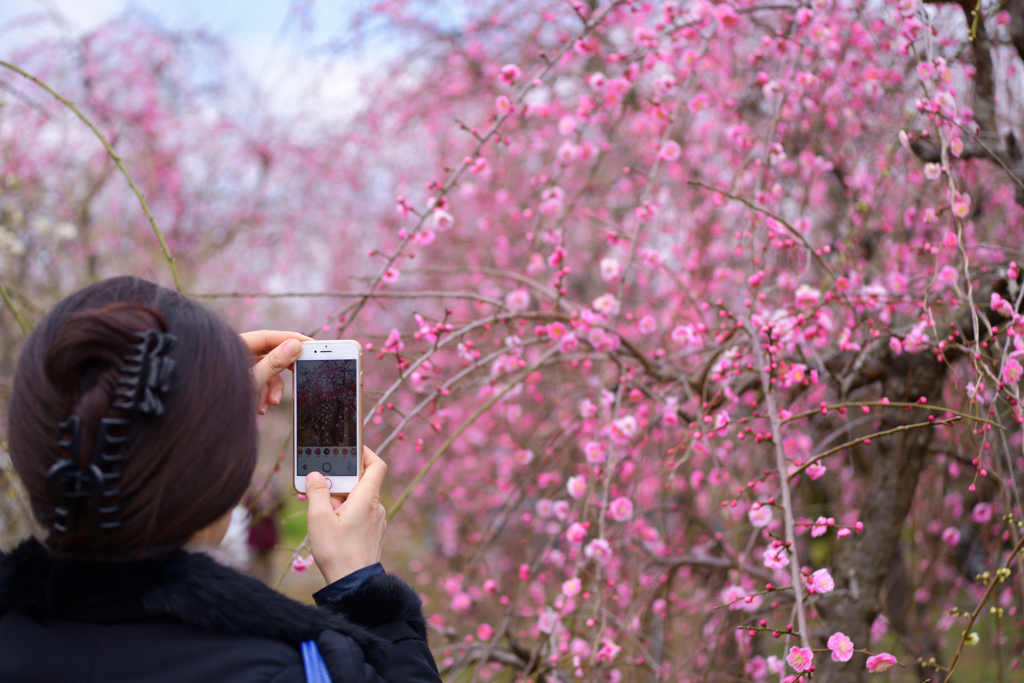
[322,462,331,473]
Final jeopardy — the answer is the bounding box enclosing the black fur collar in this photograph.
[0,540,388,669]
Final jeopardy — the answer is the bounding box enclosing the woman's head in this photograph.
[8,276,257,556]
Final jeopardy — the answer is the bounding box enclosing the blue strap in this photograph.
[301,639,332,683]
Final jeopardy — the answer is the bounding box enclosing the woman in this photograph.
[0,276,441,683]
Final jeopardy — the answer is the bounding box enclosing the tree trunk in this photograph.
[815,350,948,683]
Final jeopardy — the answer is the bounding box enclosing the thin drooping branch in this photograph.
[747,325,812,654]
[0,60,184,292]
[0,280,30,334]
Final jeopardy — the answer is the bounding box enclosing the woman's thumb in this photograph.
[305,472,334,520]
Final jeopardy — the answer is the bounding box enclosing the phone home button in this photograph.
[325,478,333,490]
[322,462,332,473]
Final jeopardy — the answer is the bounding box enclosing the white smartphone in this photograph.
[293,340,363,494]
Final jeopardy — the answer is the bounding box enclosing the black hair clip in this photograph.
[112,329,176,415]
[46,416,105,534]
[47,328,175,535]
[47,413,136,535]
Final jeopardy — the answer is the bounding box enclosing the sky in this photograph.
[0,0,391,116]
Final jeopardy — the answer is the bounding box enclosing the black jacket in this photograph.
[0,540,441,683]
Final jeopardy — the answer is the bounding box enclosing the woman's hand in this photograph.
[240,330,312,414]
[305,447,388,584]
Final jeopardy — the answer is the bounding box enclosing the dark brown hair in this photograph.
[8,276,257,557]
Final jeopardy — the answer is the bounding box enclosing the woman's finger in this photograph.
[267,374,285,406]
[251,339,302,392]
[347,447,387,507]
[240,330,312,357]
[257,383,270,415]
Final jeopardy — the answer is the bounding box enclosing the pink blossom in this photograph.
[539,186,564,215]
[558,333,579,354]
[938,266,959,286]
[383,328,404,353]
[504,289,530,311]
[786,646,814,673]
[561,577,582,596]
[991,292,1015,318]
[594,638,621,663]
[748,504,773,528]
[827,632,854,662]
[584,538,613,565]
[545,321,566,340]
[495,95,511,114]
[587,71,607,89]
[565,522,587,544]
[952,192,971,218]
[720,585,761,612]
[611,415,638,440]
[971,502,992,524]
[291,555,312,574]
[806,462,827,480]
[381,267,400,284]
[1004,358,1023,384]
[600,257,623,283]
[763,544,789,570]
[659,140,681,161]
[746,656,768,680]
[923,162,941,180]
[556,141,579,164]
[808,567,835,594]
[566,474,587,499]
[514,448,534,465]
[810,516,830,537]
[941,527,961,546]
[607,496,634,522]
[889,337,903,355]
[477,623,494,640]
[950,137,964,157]
[537,609,557,634]
[671,323,701,348]
[715,4,740,28]
[499,63,522,83]
[432,209,454,230]
[451,592,472,612]
[688,93,709,112]
[870,614,890,643]
[469,157,488,175]
[583,441,606,464]
[592,293,620,315]
[637,314,657,334]
[795,284,821,307]
[866,652,897,672]
[809,22,830,42]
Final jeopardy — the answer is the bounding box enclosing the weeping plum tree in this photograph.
[2,1,1024,681]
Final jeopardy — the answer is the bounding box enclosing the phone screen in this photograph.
[295,358,359,477]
